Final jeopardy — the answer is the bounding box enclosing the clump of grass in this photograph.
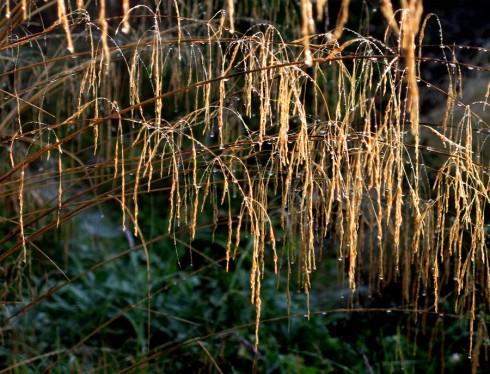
[1,0,489,371]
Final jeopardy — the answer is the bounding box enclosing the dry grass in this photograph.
[1,0,489,371]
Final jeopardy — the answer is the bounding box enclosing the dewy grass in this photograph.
[1,0,489,371]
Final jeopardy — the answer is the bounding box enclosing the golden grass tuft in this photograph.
[1,0,489,370]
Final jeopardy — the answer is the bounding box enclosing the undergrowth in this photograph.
[1,0,489,372]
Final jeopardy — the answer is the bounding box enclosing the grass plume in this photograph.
[1,0,489,371]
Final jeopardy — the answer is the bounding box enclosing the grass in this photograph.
[1,0,489,372]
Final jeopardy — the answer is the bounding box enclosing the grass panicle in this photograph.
[1,0,489,371]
